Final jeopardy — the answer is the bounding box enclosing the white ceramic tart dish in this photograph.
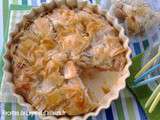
[4,0,132,119]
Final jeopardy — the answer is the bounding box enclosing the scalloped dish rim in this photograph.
[3,0,132,120]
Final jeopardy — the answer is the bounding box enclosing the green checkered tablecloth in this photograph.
[1,0,160,120]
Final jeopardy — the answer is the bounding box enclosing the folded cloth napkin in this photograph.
[127,54,160,120]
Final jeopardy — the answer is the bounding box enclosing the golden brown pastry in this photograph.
[9,5,127,116]
[113,2,148,36]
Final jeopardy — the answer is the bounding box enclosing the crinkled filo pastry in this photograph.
[113,3,150,36]
[9,5,127,116]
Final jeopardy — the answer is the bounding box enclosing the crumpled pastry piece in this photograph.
[113,2,144,36]
[31,17,53,37]
[91,33,125,57]
[51,78,96,115]
[27,77,97,115]
[114,3,127,21]
[125,16,141,36]
[80,32,126,71]
[60,33,90,56]
[63,61,78,79]
[78,10,106,37]
[36,72,64,94]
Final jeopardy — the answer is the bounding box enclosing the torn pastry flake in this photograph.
[63,61,78,79]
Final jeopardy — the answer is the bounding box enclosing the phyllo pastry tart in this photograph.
[5,0,131,119]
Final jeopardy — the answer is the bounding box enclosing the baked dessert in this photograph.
[8,2,128,117]
[113,2,150,36]
[112,2,160,37]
